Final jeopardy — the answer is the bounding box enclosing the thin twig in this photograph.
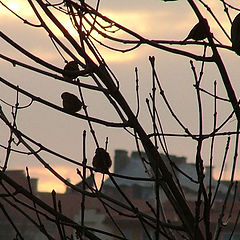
[211,136,230,207]
[80,130,87,238]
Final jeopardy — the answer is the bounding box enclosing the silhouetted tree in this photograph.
[0,1,240,240]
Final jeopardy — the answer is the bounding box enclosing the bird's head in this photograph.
[64,61,79,71]
[61,92,71,100]
[95,148,105,154]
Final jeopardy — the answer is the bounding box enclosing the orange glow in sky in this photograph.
[6,2,20,12]
[28,166,105,193]
[28,166,81,193]
[0,1,33,17]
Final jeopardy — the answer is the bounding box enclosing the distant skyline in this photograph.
[0,0,240,192]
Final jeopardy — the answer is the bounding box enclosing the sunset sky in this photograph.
[1,0,240,192]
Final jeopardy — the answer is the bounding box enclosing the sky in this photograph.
[0,0,240,192]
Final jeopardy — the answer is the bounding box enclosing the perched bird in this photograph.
[62,61,80,81]
[61,92,83,114]
[231,13,240,56]
[183,20,209,42]
[92,148,112,173]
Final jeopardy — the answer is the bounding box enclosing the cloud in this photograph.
[0,0,198,65]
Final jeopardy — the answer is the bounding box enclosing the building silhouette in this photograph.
[0,150,239,239]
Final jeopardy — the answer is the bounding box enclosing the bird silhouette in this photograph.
[92,148,112,173]
[62,61,79,81]
[183,21,209,42]
[61,92,83,114]
[231,13,240,55]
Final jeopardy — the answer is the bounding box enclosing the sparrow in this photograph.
[61,92,83,113]
[92,148,112,173]
[231,13,240,55]
[183,20,209,42]
[62,61,80,81]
